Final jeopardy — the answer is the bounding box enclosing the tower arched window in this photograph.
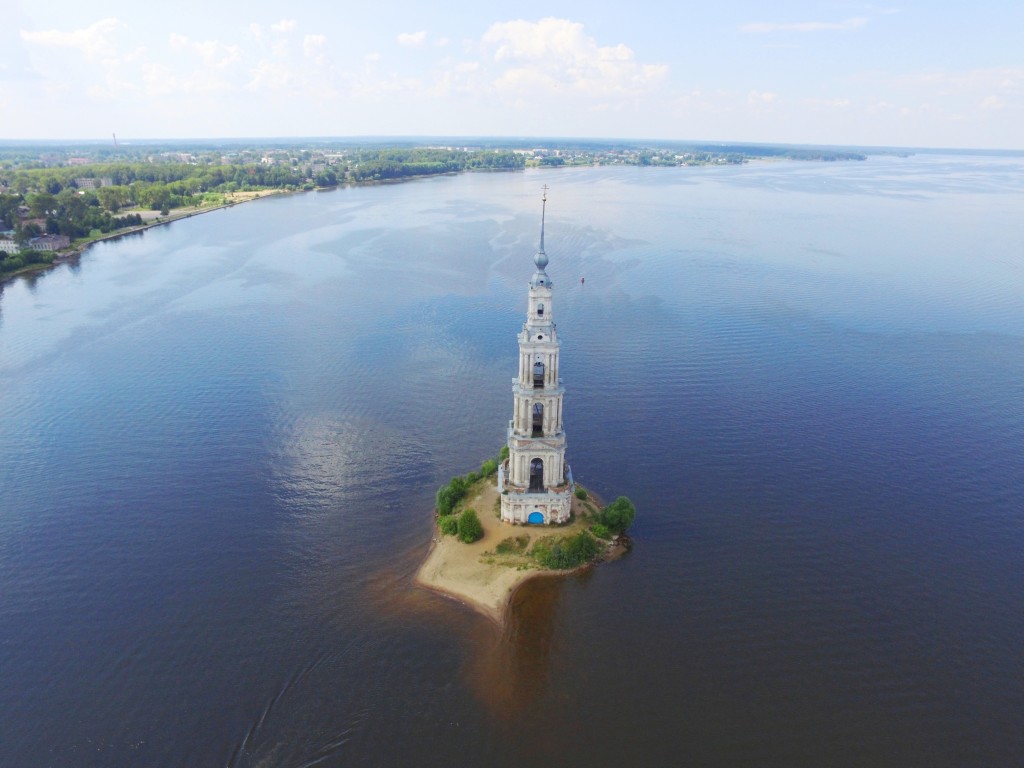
[537,303,544,317]
[533,361,545,389]
[529,458,544,492]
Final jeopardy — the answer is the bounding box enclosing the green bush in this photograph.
[439,515,458,536]
[495,535,529,555]
[436,474,470,516]
[480,458,498,477]
[531,531,600,569]
[3,255,25,271]
[589,522,611,540]
[457,509,484,544]
[574,487,588,500]
[499,445,509,462]
[598,496,636,535]
[436,485,458,517]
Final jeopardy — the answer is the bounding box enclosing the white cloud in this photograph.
[742,17,868,33]
[247,59,293,91]
[430,61,480,96]
[478,17,667,97]
[748,90,779,104]
[169,33,242,69]
[271,19,297,34]
[21,19,145,100]
[851,66,1023,125]
[143,61,232,96]
[894,66,1024,96]
[397,31,427,46]
[126,33,245,97]
[804,97,852,108]
[20,18,122,59]
[303,34,326,56]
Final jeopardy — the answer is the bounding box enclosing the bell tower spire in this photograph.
[498,188,574,525]
[531,185,551,289]
[539,184,547,254]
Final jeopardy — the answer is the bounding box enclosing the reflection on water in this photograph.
[462,576,565,718]
[1,156,1023,766]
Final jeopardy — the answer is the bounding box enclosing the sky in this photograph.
[1,0,1022,149]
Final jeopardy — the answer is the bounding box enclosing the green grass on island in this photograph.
[435,455,635,572]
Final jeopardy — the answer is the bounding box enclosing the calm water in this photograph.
[2,156,1023,767]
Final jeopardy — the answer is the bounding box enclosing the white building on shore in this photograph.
[28,234,70,251]
[498,188,574,524]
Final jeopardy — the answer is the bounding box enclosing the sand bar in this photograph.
[415,477,624,625]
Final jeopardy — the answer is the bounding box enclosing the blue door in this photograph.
[528,511,544,525]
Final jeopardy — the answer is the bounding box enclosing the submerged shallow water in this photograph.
[2,155,1023,767]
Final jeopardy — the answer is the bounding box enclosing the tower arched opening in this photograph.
[532,403,544,437]
[529,458,544,492]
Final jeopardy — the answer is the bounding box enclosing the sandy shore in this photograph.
[414,478,622,625]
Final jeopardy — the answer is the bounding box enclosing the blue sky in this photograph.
[2,0,1021,148]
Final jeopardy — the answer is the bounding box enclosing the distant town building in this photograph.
[28,234,71,251]
[0,238,21,254]
[75,178,114,190]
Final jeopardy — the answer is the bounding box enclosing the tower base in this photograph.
[498,459,574,525]
[500,488,573,525]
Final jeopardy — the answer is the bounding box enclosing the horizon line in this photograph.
[1,135,1022,154]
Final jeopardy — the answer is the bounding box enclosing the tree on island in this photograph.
[457,509,483,543]
[598,496,636,535]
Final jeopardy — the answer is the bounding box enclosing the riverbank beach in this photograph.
[416,478,627,625]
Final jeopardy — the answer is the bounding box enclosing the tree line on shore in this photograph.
[0,148,525,275]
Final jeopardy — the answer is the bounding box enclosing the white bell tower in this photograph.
[499,187,574,524]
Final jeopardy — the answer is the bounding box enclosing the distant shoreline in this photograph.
[0,149,868,289]
[0,189,287,287]
[0,168,514,288]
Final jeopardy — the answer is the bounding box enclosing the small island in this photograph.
[416,466,634,625]
[416,188,635,625]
